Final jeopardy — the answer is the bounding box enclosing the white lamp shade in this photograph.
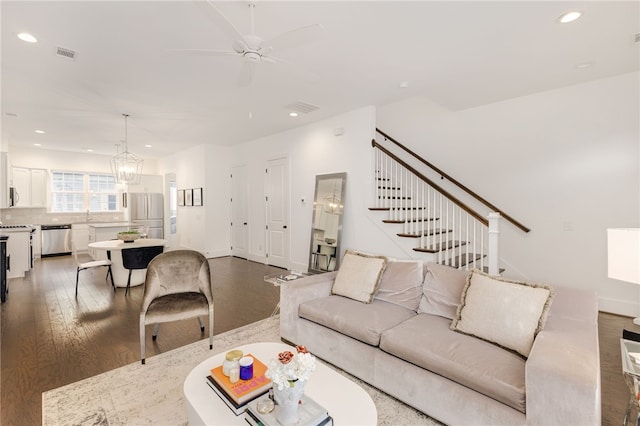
[607,228,640,284]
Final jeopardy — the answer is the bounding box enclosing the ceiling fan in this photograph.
[173,1,324,87]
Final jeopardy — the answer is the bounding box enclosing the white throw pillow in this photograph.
[418,262,469,319]
[450,269,554,358]
[332,250,387,303]
[375,259,424,311]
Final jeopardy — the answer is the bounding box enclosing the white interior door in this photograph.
[266,157,289,268]
[231,165,249,259]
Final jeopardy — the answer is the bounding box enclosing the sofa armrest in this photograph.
[525,320,601,426]
[279,272,336,344]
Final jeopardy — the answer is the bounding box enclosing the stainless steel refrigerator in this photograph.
[126,193,164,238]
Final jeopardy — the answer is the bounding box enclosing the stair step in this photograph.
[413,240,468,253]
[441,254,484,268]
[383,217,439,224]
[368,207,426,211]
[377,196,411,200]
[377,186,400,190]
[398,229,452,238]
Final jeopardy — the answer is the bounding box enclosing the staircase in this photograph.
[370,129,529,274]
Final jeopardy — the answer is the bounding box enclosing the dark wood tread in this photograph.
[382,217,439,224]
[377,186,400,190]
[368,207,426,211]
[413,240,468,253]
[441,254,484,268]
[378,196,411,200]
[398,229,452,238]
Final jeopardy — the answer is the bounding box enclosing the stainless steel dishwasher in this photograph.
[41,224,72,257]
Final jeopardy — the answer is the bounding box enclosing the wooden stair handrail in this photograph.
[372,140,489,228]
[375,129,530,233]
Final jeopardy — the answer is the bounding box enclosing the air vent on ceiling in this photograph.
[635,33,640,43]
[56,46,77,61]
[284,101,320,115]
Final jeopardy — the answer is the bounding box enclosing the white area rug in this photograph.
[42,317,440,425]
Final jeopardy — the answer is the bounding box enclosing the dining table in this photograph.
[87,238,168,288]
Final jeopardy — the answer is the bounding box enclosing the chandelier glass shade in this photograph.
[110,114,143,185]
[323,179,343,214]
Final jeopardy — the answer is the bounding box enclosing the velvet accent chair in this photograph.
[73,241,114,297]
[139,249,214,364]
[121,245,164,295]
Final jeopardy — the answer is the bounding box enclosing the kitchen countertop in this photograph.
[86,222,132,228]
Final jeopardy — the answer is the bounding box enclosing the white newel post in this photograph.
[488,212,501,276]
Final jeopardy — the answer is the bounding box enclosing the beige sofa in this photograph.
[280,257,601,426]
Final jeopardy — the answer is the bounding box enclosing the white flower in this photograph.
[265,346,316,390]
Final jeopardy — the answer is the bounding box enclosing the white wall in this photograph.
[377,72,640,316]
[159,143,231,256]
[230,106,402,271]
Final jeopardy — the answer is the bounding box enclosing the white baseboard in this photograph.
[598,296,639,317]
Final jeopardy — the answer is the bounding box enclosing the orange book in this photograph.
[209,354,272,406]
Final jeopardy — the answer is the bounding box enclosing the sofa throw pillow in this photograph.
[450,269,554,358]
[374,259,424,311]
[418,262,469,319]
[332,250,387,303]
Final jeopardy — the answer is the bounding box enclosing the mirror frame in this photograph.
[308,172,347,274]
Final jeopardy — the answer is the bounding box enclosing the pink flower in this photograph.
[278,351,294,364]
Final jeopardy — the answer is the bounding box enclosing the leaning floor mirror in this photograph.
[308,172,347,274]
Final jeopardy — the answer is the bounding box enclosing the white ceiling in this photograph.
[2,1,638,159]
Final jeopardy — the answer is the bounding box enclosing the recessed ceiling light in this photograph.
[34,130,45,134]
[575,62,593,69]
[399,82,409,89]
[17,32,38,43]
[144,144,152,148]
[33,143,42,147]
[289,112,299,117]
[557,11,582,24]
[86,148,94,152]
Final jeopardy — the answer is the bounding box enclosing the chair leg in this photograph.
[197,317,205,333]
[140,314,146,365]
[152,323,160,341]
[107,265,115,292]
[75,267,80,298]
[125,270,132,296]
[209,306,214,350]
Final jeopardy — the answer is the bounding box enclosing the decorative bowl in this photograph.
[324,238,336,244]
[117,231,140,242]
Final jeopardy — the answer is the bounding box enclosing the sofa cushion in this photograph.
[380,313,526,413]
[299,295,416,346]
[331,250,387,303]
[418,262,468,319]
[374,259,424,311]
[451,269,554,358]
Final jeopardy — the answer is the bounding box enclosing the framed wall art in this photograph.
[185,189,193,206]
[193,188,203,206]
[178,189,185,206]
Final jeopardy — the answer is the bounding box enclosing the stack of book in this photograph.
[245,394,332,426]
[206,355,272,415]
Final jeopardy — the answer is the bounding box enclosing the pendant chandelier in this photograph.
[323,179,342,214]
[110,114,143,185]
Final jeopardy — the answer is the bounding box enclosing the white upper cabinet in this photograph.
[126,175,163,193]
[11,167,47,208]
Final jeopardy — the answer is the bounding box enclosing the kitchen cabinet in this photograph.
[126,175,163,194]
[6,230,30,279]
[72,224,89,253]
[0,153,9,208]
[10,167,47,207]
[88,223,130,260]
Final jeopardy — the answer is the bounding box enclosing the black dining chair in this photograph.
[121,246,164,295]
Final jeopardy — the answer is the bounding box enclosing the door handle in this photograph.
[243,222,248,225]
[283,225,287,229]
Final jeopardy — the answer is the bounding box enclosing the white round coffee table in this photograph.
[184,341,377,425]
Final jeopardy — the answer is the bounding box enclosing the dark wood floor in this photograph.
[0,253,637,426]
[1,254,283,426]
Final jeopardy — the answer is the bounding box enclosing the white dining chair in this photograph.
[73,241,115,297]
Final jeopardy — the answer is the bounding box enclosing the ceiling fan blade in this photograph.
[262,54,320,83]
[198,1,245,43]
[238,61,257,87]
[263,24,325,54]
[167,48,238,57]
